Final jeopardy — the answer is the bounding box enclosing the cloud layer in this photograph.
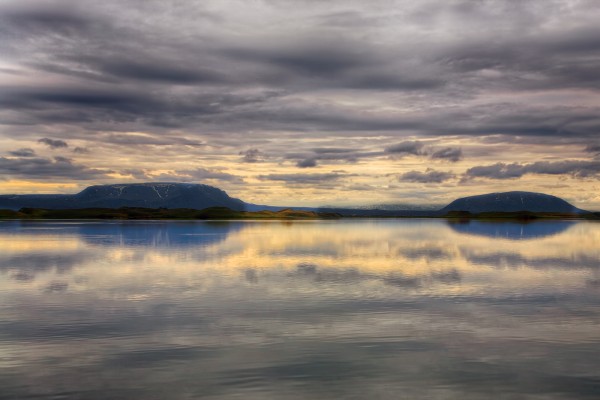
[0,0,599,207]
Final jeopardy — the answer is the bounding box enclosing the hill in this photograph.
[0,184,593,219]
[0,183,246,211]
[440,191,587,214]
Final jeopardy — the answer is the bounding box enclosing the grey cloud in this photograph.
[465,160,600,180]
[344,183,375,191]
[1,60,598,141]
[465,163,525,180]
[258,173,348,184]
[585,144,600,155]
[222,35,446,91]
[0,3,94,36]
[121,168,149,180]
[312,148,356,154]
[0,0,598,186]
[400,169,454,183]
[154,168,243,183]
[385,141,426,155]
[2,87,160,118]
[224,40,368,78]
[0,84,283,130]
[184,168,244,183]
[38,138,68,149]
[431,147,462,162]
[102,133,204,147]
[0,155,110,180]
[285,147,384,167]
[297,158,317,168]
[97,58,226,85]
[239,148,263,163]
[8,148,35,157]
[73,147,89,154]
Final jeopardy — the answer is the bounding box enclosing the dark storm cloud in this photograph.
[0,155,111,180]
[38,138,68,149]
[8,148,35,157]
[465,160,600,180]
[430,147,462,162]
[400,169,454,183]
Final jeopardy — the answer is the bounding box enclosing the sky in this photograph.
[0,0,599,208]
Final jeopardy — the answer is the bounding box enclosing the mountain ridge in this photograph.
[0,182,245,211]
[0,183,592,215]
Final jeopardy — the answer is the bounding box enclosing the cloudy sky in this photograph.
[0,0,599,208]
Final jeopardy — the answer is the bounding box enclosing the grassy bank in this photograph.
[0,207,341,220]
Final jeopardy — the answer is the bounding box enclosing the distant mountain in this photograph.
[0,185,590,217]
[0,183,246,211]
[440,191,587,214]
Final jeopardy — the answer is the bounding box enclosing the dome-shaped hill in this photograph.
[441,191,586,214]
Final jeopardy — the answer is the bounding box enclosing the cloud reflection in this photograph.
[0,220,599,399]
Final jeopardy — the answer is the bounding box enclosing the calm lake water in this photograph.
[1,219,599,399]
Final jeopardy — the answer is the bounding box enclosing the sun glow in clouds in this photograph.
[0,1,599,208]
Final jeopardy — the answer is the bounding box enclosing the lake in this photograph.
[0,219,599,399]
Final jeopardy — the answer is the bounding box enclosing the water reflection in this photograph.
[0,219,599,399]
[447,219,574,240]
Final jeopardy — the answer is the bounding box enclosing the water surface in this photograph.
[1,219,599,399]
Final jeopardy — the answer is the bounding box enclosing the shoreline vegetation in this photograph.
[0,207,341,220]
[0,207,598,221]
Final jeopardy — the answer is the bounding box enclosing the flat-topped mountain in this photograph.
[0,185,592,217]
[441,191,586,214]
[0,183,246,211]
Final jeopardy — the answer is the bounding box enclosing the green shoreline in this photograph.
[0,207,598,221]
[0,207,341,220]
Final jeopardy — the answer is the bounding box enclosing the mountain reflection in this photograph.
[0,220,244,247]
[446,220,574,240]
[1,219,598,291]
